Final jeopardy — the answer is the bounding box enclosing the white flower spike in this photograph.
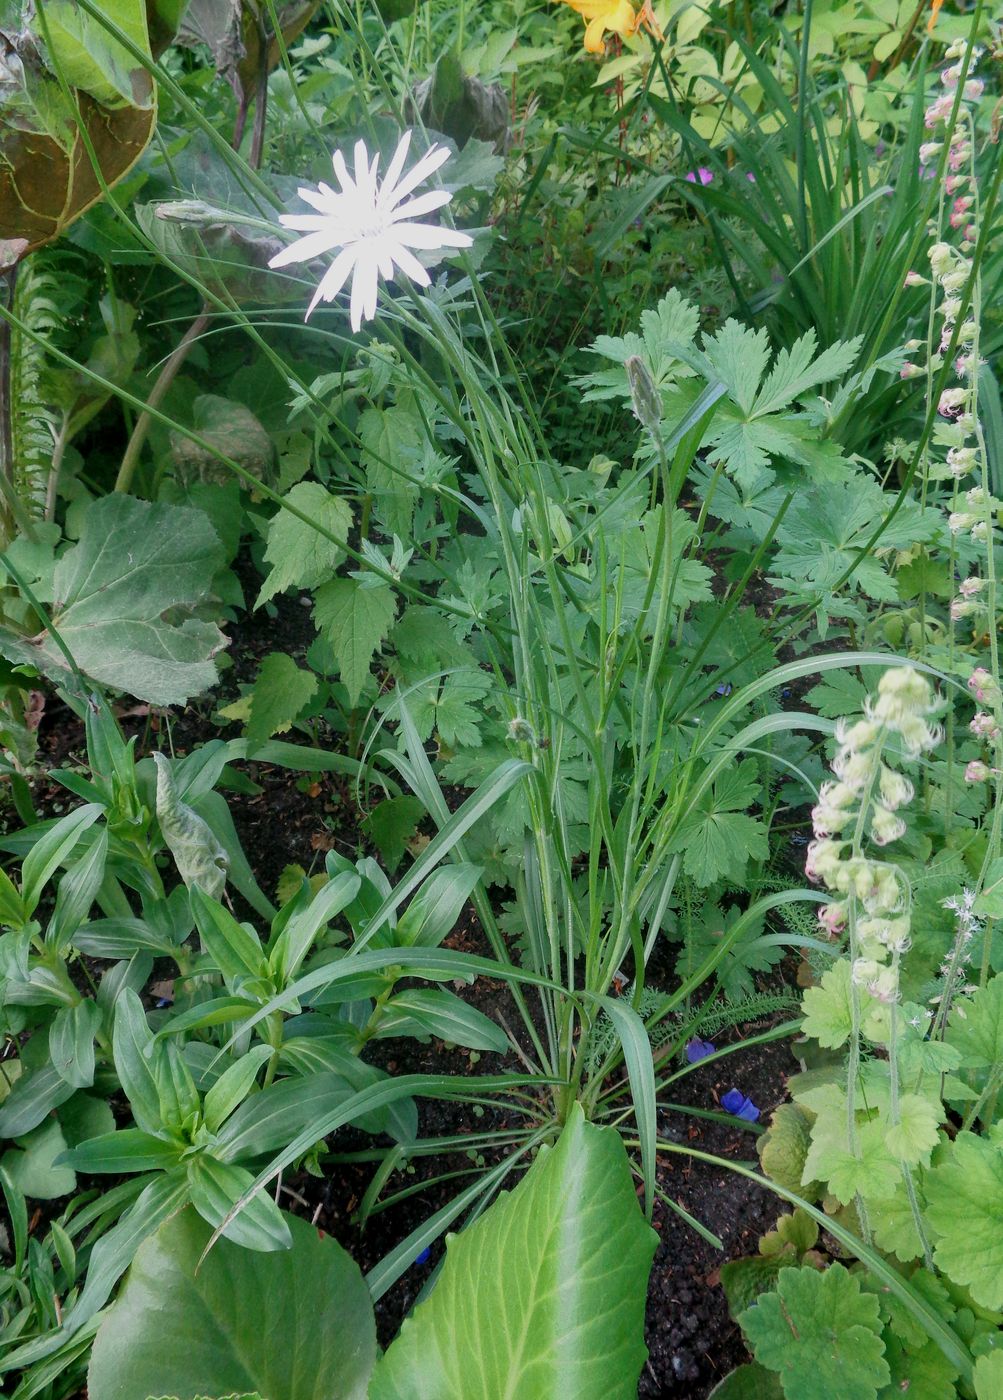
[268,130,473,331]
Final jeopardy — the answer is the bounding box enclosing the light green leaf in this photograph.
[244,653,318,744]
[0,1118,76,1200]
[41,0,152,107]
[947,976,1003,1070]
[757,1104,821,1198]
[738,1265,890,1399]
[369,1104,657,1399]
[314,579,396,707]
[801,959,857,1050]
[925,1131,1003,1310]
[974,860,1003,919]
[974,1352,1003,1400]
[703,320,771,415]
[256,483,352,606]
[87,1208,375,1400]
[0,496,226,705]
[884,1093,941,1166]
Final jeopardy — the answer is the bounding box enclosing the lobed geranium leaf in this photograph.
[738,1265,890,1400]
[925,1130,1003,1311]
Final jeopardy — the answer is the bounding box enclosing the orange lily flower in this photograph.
[559,0,663,54]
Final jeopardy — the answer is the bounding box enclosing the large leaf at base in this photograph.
[87,1207,376,1400]
[369,1103,657,1399]
[0,1,170,265]
[0,495,227,703]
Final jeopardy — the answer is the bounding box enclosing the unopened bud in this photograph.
[625,355,662,437]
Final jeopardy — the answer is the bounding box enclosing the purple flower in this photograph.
[745,171,757,183]
[685,167,714,185]
[721,1088,760,1122]
[686,1038,716,1063]
[415,1246,431,1265]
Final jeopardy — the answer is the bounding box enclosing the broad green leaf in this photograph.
[21,803,103,915]
[41,0,151,105]
[155,753,228,901]
[256,482,352,606]
[360,795,425,871]
[187,1156,291,1251]
[708,1365,784,1399]
[738,1265,890,1399]
[802,1103,899,1205]
[369,1104,657,1399]
[244,653,317,744]
[371,988,508,1053]
[925,1131,1003,1310]
[0,1118,76,1200]
[313,578,396,707]
[0,2,157,263]
[879,1334,958,1399]
[974,860,1003,919]
[360,403,421,538]
[190,886,267,983]
[61,1127,183,1174]
[396,864,482,948]
[48,998,103,1089]
[974,1352,1003,1400]
[947,976,1003,1070]
[884,1093,941,1166]
[112,988,166,1137]
[0,497,226,704]
[87,1208,375,1400]
[801,958,857,1050]
[757,1104,821,1197]
[46,826,109,950]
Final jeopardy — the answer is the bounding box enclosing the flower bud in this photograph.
[965,760,991,784]
[871,804,907,846]
[879,767,914,810]
[625,355,662,437]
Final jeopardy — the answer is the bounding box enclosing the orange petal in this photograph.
[927,0,943,32]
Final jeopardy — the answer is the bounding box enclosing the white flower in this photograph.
[268,131,473,330]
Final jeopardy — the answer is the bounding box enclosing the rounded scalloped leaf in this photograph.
[757,1104,822,1198]
[925,1132,1003,1311]
[738,1264,890,1400]
[974,1351,1003,1400]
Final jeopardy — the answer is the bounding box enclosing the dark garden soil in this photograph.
[19,581,806,1400]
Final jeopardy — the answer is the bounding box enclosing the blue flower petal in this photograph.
[686,1038,716,1063]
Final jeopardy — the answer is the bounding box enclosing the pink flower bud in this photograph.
[965,760,991,784]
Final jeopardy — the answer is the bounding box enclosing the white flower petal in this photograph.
[387,242,431,286]
[332,148,355,196]
[388,189,452,222]
[381,130,413,201]
[349,250,377,332]
[268,227,345,267]
[297,184,341,214]
[277,213,339,232]
[306,245,358,318]
[391,221,473,250]
[384,142,451,209]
